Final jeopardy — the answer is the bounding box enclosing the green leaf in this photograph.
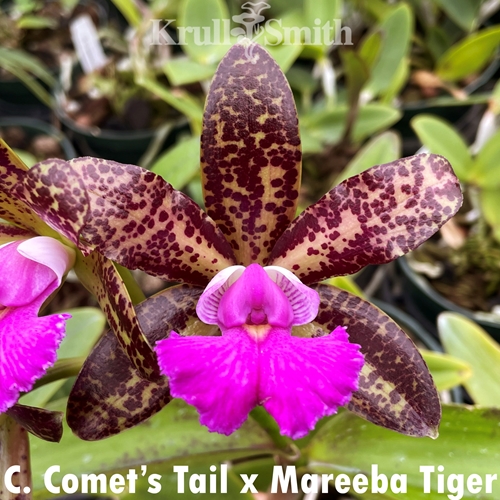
[151,135,200,190]
[420,350,472,391]
[307,406,500,499]
[364,5,413,98]
[439,312,500,406]
[359,31,383,70]
[341,50,369,108]
[436,25,500,82]
[17,15,58,29]
[431,0,480,31]
[303,104,401,145]
[253,10,304,72]
[19,308,105,408]
[164,59,217,86]
[480,189,500,242]
[323,276,366,298]
[178,0,230,64]
[110,0,141,27]
[12,148,37,168]
[137,77,203,134]
[470,128,500,188]
[303,0,342,56]
[380,57,410,103]
[411,114,472,182]
[334,131,401,186]
[31,399,276,497]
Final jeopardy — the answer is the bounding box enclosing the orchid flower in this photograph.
[15,42,462,442]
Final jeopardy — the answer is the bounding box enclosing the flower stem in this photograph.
[0,415,32,499]
[250,407,300,461]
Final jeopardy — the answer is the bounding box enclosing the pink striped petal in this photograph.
[17,236,75,285]
[156,328,258,435]
[0,237,75,307]
[259,326,364,439]
[264,266,320,325]
[0,241,56,307]
[196,265,244,325]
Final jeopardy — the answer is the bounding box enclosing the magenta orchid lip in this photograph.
[156,263,363,439]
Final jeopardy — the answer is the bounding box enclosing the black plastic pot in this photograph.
[0,116,77,160]
[398,256,500,342]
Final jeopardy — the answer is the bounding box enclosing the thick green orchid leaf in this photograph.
[14,158,90,246]
[68,156,236,286]
[307,406,500,499]
[436,25,500,82]
[201,41,302,266]
[312,284,441,438]
[0,139,51,235]
[67,285,215,440]
[420,350,471,392]
[269,154,462,284]
[411,115,473,183]
[6,404,62,442]
[0,222,34,245]
[75,251,161,382]
[438,313,500,406]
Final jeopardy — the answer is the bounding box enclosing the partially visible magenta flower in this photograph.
[0,236,75,414]
[156,263,363,439]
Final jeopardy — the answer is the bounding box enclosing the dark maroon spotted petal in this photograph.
[67,285,214,441]
[201,41,302,265]
[312,283,441,438]
[0,140,50,234]
[14,158,90,245]
[69,157,236,286]
[6,404,63,442]
[269,154,462,284]
[75,251,162,381]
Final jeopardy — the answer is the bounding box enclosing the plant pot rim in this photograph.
[0,116,77,160]
[398,255,500,329]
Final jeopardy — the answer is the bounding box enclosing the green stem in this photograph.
[0,415,32,499]
[249,407,300,462]
[116,264,146,305]
[32,357,86,390]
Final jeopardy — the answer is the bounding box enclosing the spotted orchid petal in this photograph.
[0,140,52,235]
[156,264,363,439]
[68,285,209,440]
[202,41,301,265]
[269,154,462,284]
[0,237,74,414]
[0,223,34,245]
[6,404,63,442]
[312,284,441,438]
[17,157,237,287]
